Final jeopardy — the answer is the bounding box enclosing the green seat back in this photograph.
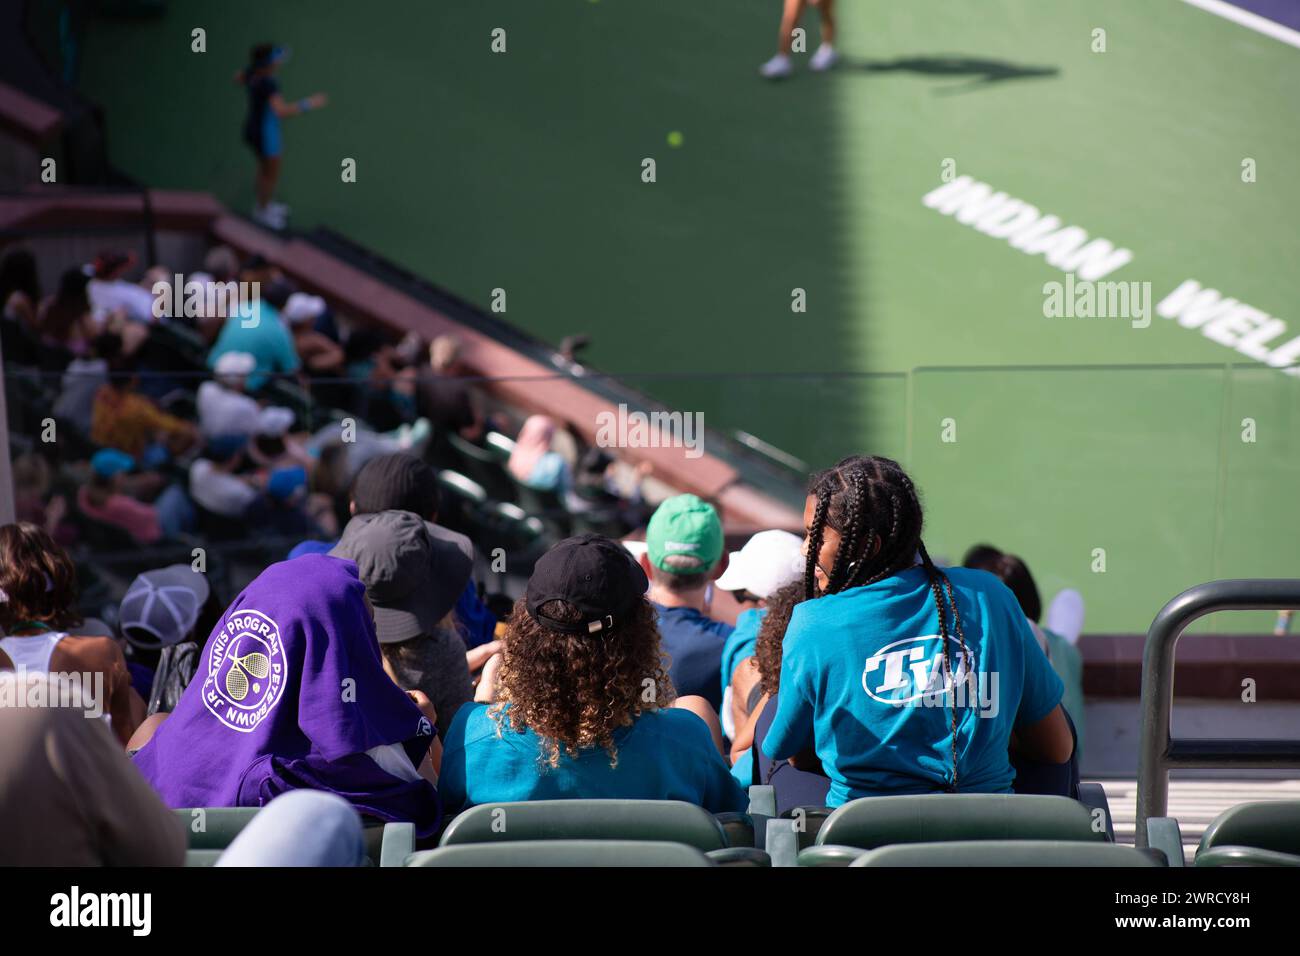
[1199,801,1300,857]
[815,794,1104,849]
[714,812,755,849]
[184,848,225,867]
[407,840,713,867]
[176,806,400,865]
[1195,845,1300,867]
[849,840,1162,867]
[175,808,260,850]
[798,844,866,867]
[438,800,728,851]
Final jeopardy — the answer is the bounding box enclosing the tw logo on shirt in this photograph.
[862,635,999,717]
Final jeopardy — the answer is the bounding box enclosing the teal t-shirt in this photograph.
[762,566,1063,806]
[207,303,300,391]
[720,607,765,700]
[1042,626,1085,762]
[440,702,748,815]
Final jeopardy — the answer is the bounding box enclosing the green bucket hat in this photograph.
[645,494,723,574]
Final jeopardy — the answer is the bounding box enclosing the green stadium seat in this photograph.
[437,800,729,852]
[1145,817,1186,867]
[847,840,1164,867]
[715,812,755,849]
[175,807,260,853]
[175,807,412,866]
[813,794,1106,850]
[1194,845,1300,867]
[1198,800,1300,858]
[797,844,866,867]
[183,849,226,867]
[406,840,714,867]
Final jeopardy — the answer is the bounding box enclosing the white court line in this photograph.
[1179,0,1300,49]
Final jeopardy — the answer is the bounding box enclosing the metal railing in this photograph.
[1135,579,1300,846]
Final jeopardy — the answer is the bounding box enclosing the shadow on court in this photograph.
[840,55,1060,93]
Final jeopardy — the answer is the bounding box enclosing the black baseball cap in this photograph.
[525,534,649,636]
[350,452,440,520]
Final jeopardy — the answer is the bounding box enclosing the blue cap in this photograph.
[288,539,335,560]
[91,448,135,478]
[268,465,307,502]
[206,433,248,461]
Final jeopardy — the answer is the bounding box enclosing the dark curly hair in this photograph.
[490,595,675,769]
[0,522,82,633]
[753,580,807,697]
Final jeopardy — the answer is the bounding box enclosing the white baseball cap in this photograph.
[282,293,327,325]
[257,405,296,437]
[119,565,211,648]
[714,529,804,599]
[214,350,257,377]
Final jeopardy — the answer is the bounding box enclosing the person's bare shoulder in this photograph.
[52,634,127,674]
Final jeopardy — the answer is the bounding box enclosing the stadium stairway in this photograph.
[1099,777,1300,862]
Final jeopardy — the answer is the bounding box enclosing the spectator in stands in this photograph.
[251,465,322,537]
[290,453,498,660]
[117,564,213,709]
[963,544,1086,763]
[0,523,144,745]
[11,452,74,546]
[236,43,328,229]
[205,245,241,287]
[0,672,186,866]
[282,293,344,374]
[37,268,96,359]
[351,453,497,650]
[330,509,475,737]
[0,246,39,322]
[206,288,300,393]
[189,435,261,519]
[248,406,309,469]
[713,529,803,739]
[639,494,733,714]
[343,327,416,432]
[198,350,260,437]
[87,250,156,325]
[506,414,571,493]
[78,448,195,543]
[90,355,199,459]
[760,456,1073,805]
[52,331,119,437]
[418,334,485,441]
[726,582,831,810]
[440,533,746,814]
[197,350,296,441]
[304,416,431,485]
[131,554,442,837]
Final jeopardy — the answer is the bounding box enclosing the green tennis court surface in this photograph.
[62,0,1299,632]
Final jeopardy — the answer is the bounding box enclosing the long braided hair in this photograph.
[803,456,974,792]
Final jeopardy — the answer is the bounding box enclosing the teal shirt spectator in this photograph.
[440,702,748,815]
[525,452,569,492]
[207,301,300,391]
[1041,625,1085,762]
[762,566,1063,807]
[720,607,765,701]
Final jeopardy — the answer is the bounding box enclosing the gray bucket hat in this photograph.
[329,510,474,643]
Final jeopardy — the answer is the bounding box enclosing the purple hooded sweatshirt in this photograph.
[133,554,441,836]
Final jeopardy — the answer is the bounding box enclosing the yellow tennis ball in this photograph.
[667,131,684,148]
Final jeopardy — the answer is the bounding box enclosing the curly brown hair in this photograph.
[491,595,675,769]
[754,581,806,697]
[0,522,82,633]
